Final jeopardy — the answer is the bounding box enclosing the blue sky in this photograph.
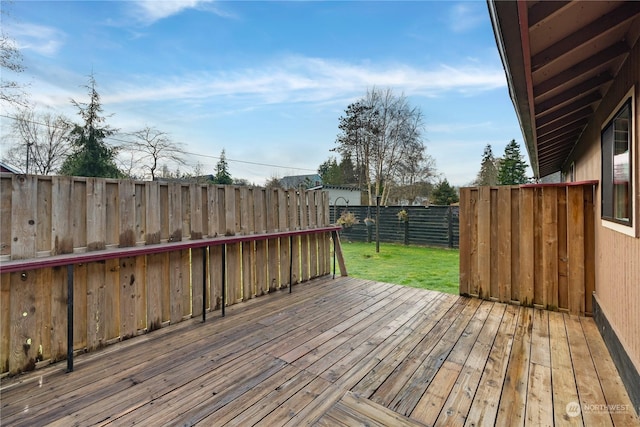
[1,0,526,186]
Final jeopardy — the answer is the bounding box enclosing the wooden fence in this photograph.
[459,182,596,316]
[0,174,338,375]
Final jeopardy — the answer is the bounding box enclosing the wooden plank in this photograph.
[135,255,146,332]
[34,263,51,364]
[411,360,461,425]
[0,176,13,257]
[435,303,506,426]
[8,270,36,374]
[458,188,471,296]
[469,189,479,297]
[254,239,268,296]
[209,245,223,310]
[566,186,585,315]
[254,188,267,233]
[144,181,162,245]
[73,263,87,350]
[105,181,119,246]
[510,187,521,302]
[464,304,519,426]
[159,183,169,241]
[495,307,533,427]
[580,317,637,426]
[180,249,191,317]
[519,188,535,307]
[119,257,137,339]
[582,186,595,315]
[71,179,87,250]
[277,189,287,231]
[36,177,52,253]
[168,183,182,242]
[86,178,106,251]
[242,241,254,300]
[226,243,242,304]
[0,273,10,372]
[557,187,569,311]
[118,180,136,247]
[181,184,191,240]
[189,184,203,240]
[497,186,512,303]
[104,258,120,341]
[11,175,38,259]
[548,311,582,427]
[51,177,73,255]
[329,391,424,427]
[525,310,553,427]
[191,245,204,315]
[533,188,543,307]
[146,253,164,331]
[541,186,559,310]
[134,183,145,245]
[288,189,299,230]
[476,186,491,299]
[280,234,290,288]
[200,186,209,238]
[490,187,499,299]
[565,314,613,427]
[268,238,280,291]
[169,251,183,324]
[49,266,68,362]
[309,191,318,228]
[86,261,106,351]
[309,233,319,279]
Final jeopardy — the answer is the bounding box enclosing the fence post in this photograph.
[448,206,454,249]
[66,264,74,373]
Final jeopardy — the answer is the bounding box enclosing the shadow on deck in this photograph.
[1,277,638,426]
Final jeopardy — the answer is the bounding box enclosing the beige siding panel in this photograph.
[562,38,640,373]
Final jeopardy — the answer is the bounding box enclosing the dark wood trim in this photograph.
[0,226,341,274]
[593,294,640,415]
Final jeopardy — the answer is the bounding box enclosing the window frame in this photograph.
[601,88,637,237]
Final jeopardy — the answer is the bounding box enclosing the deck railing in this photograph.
[459,182,597,316]
[0,174,342,375]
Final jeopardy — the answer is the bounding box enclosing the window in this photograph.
[601,99,632,226]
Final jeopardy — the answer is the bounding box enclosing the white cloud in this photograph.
[130,0,232,25]
[8,22,66,57]
[102,56,506,107]
[448,3,486,33]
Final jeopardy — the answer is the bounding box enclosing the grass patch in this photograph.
[339,241,460,295]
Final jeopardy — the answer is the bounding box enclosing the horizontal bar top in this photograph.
[0,226,341,274]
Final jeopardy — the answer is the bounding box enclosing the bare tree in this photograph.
[122,126,185,180]
[4,109,72,174]
[335,87,428,205]
[1,4,27,107]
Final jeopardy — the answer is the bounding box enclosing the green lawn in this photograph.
[338,242,460,295]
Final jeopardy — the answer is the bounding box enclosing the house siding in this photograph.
[564,37,640,384]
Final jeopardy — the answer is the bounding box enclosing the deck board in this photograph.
[1,277,637,426]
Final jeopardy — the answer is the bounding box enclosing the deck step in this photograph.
[316,391,427,426]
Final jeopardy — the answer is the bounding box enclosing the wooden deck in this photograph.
[1,277,638,426]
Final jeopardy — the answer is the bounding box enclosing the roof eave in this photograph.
[487,0,540,179]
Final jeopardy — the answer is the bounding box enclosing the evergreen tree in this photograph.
[213,149,233,184]
[59,74,122,178]
[339,153,358,185]
[318,157,342,185]
[497,139,529,185]
[431,179,459,205]
[474,144,498,186]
